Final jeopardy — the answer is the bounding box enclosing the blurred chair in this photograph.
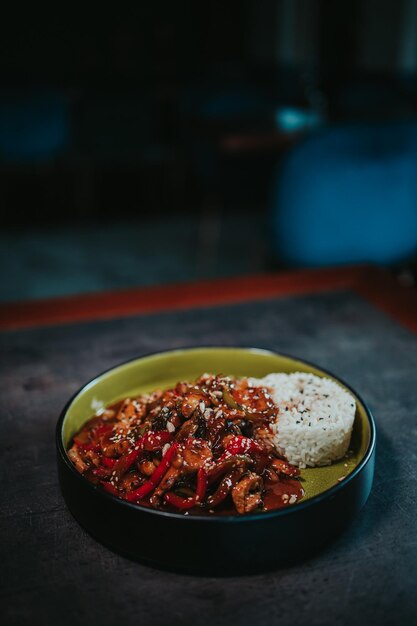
[270,122,417,267]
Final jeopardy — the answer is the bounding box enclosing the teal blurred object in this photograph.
[274,106,323,133]
[271,122,417,267]
[0,89,70,162]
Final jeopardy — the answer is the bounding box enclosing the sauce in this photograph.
[263,479,304,511]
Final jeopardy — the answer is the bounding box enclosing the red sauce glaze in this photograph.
[263,479,305,511]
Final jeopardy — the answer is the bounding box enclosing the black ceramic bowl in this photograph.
[56,347,376,574]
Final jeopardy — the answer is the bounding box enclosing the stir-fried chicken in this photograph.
[68,374,303,514]
[232,472,264,514]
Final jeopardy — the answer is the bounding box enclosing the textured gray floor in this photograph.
[1,290,416,625]
[0,211,267,302]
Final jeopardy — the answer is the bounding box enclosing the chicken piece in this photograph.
[251,426,276,452]
[159,389,178,409]
[145,389,164,412]
[271,458,300,478]
[231,472,263,514]
[180,393,204,418]
[150,465,181,505]
[116,398,147,422]
[175,381,190,395]
[84,450,100,467]
[167,412,182,430]
[68,445,88,473]
[182,438,212,471]
[102,438,130,458]
[112,420,132,438]
[176,419,198,442]
[138,459,157,477]
[121,473,141,492]
[116,398,133,421]
[221,434,237,449]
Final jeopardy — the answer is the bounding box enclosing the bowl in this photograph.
[56,347,376,574]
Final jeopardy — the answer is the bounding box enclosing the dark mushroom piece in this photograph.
[207,454,252,485]
[206,468,245,508]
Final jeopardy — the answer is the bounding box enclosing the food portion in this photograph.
[68,371,356,515]
[68,374,304,515]
[250,373,356,468]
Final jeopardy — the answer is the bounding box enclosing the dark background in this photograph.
[1,0,417,299]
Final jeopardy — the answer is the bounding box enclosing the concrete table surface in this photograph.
[1,270,416,625]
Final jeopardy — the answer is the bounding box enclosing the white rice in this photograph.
[249,372,356,468]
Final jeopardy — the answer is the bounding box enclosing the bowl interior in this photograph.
[61,347,372,502]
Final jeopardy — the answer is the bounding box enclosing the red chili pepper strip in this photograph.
[92,466,111,478]
[101,481,120,496]
[125,442,179,502]
[111,430,172,480]
[93,424,113,437]
[164,468,207,510]
[101,456,116,468]
[112,447,141,481]
[142,430,172,451]
[164,492,194,510]
[196,468,207,502]
[225,436,262,456]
